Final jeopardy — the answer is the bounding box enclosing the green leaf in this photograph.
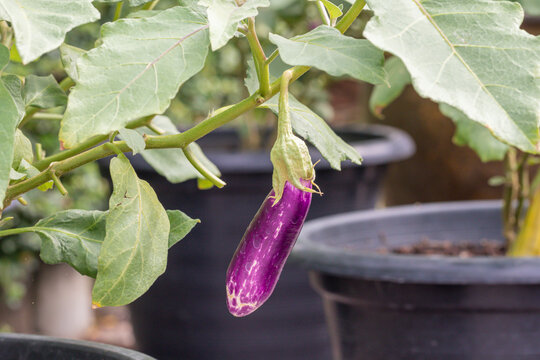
[37,210,107,278]
[369,56,411,119]
[0,44,9,72]
[138,116,221,183]
[0,0,100,64]
[60,6,210,148]
[364,0,540,153]
[0,76,24,204]
[319,0,343,20]
[245,60,361,169]
[440,103,509,162]
[35,208,197,279]
[92,155,170,307]
[11,129,33,169]
[2,75,25,123]
[60,44,86,82]
[9,168,25,181]
[16,159,53,192]
[269,25,387,85]
[199,0,270,51]
[118,128,146,155]
[23,75,67,109]
[167,210,200,248]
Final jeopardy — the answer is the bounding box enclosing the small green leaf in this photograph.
[17,160,53,191]
[197,178,214,190]
[9,168,25,181]
[269,25,387,85]
[138,116,220,183]
[0,76,24,204]
[319,0,342,19]
[23,75,67,109]
[118,128,146,155]
[441,103,509,162]
[0,0,100,64]
[60,44,86,82]
[167,210,200,248]
[92,155,169,307]
[245,60,361,170]
[488,176,506,187]
[37,210,107,278]
[11,129,33,169]
[199,0,270,51]
[60,6,210,148]
[369,56,411,119]
[0,44,9,71]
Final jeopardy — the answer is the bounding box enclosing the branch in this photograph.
[2,2,366,207]
[246,18,270,97]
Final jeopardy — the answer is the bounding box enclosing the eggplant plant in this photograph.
[0,0,537,314]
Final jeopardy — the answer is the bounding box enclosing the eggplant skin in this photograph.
[226,179,312,317]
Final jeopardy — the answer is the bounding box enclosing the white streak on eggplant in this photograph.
[226,179,312,317]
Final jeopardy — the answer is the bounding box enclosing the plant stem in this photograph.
[142,0,160,10]
[515,153,529,231]
[59,77,75,92]
[113,1,124,21]
[31,113,63,121]
[335,0,366,33]
[265,49,279,65]
[277,70,294,137]
[0,227,37,238]
[183,145,226,188]
[246,18,270,97]
[316,1,331,26]
[2,2,365,207]
[33,115,154,171]
[0,21,13,49]
[503,149,518,245]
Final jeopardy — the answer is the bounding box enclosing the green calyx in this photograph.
[270,70,319,204]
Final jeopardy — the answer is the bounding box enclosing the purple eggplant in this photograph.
[226,179,312,317]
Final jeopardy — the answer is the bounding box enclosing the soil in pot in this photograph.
[388,239,506,257]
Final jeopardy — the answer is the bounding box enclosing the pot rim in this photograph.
[0,333,155,359]
[129,124,415,174]
[293,200,540,285]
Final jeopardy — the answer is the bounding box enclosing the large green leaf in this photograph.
[37,210,107,278]
[0,75,24,205]
[369,56,411,118]
[0,0,99,64]
[199,0,269,51]
[137,116,220,183]
[92,155,170,307]
[246,61,361,169]
[364,0,540,153]
[441,104,509,162]
[60,6,210,148]
[23,75,67,109]
[36,209,197,279]
[269,25,387,85]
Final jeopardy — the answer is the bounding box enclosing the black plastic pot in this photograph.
[0,333,154,359]
[122,125,414,360]
[293,201,540,360]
